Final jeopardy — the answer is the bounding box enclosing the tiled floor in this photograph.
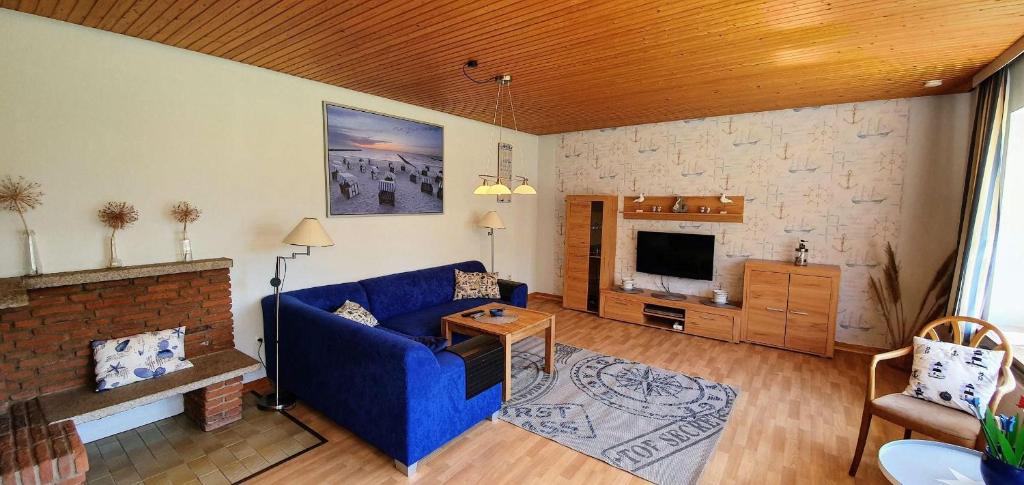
[84,393,324,485]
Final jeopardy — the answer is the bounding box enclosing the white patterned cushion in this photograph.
[92,326,194,392]
[453,269,500,300]
[334,300,378,327]
[903,336,1004,415]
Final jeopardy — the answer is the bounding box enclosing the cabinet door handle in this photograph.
[765,307,785,312]
[790,310,809,316]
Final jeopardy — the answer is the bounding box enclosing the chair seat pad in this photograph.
[872,393,980,441]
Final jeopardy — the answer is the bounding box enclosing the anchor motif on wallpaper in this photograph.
[832,233,850,253]
[773,200,786,220]
[721,117,738,135]
[677,223,703,230]
[838,170,857,189]
[564,144,583,158]
[843,105,862,125]
[630,177,642,192]
[775,142,794,160]
[857,119,894,139]
[851,186,888,204]
[638,138,661,154]
[838,311,873,331]
[718,174,734,191]
[631,128,641,143]
[725,242,752,258]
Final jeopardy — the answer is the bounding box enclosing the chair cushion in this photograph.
[359,261,487,321]
[903,336,1004,415]
[872,393,981,441]
[378,298,497,337]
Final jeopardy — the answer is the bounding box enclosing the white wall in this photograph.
[0,10,539,370]
[535,95,972,348]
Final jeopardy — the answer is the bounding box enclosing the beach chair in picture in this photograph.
[388,162,395,173]
[437,180,443,200]
[378,179,397,206]
[331,169,339,182]
[401,165,406,172]
[370,166,380,180]
[420,181,434,195]
[338,172,360,200]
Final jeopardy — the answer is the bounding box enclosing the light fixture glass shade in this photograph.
[283,217,334,247]
[473,183,491,195]
[513,182,537,195]
[478,211,506,229]
[490,183,512,195]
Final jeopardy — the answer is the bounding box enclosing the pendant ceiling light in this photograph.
[464,60,536,198]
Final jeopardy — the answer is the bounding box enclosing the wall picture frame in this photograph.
[322,102,445,216]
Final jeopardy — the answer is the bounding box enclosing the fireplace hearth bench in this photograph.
[0,349,258,485]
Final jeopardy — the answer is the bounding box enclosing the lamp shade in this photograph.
[489,183,512,195]
[478,211,505,229]
[283,218,334,247]
[473,183,492,195]
[513,182,537,195]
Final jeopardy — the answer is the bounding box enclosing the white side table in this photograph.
[878,439,984,484]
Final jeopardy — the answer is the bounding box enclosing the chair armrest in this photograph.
[867,346,912,401]
[498,279,528,308]
[992,367,1018,411]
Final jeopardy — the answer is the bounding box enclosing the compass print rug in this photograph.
[500,337,739,485]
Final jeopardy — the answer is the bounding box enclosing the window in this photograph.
[987,57,1024,347]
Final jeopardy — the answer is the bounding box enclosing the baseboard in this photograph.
[834,341,887,355]
[528,292,562,302]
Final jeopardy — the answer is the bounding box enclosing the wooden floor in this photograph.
[248,297,911,484]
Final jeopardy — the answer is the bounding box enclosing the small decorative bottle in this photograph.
[24,229,41,275]
[108,231,122,268]
[794,240,809,266]
[180,231,193,262]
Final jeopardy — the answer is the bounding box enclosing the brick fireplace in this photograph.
[0,259,235,413]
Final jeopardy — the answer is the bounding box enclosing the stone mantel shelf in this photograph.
[0,258,233,309]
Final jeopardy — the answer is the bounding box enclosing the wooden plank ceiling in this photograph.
[5,1,1024,134]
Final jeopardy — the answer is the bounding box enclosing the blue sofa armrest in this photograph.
[498,279,528,307]
[263,294,441,463]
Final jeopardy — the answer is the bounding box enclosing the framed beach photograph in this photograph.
[323,102,444,216]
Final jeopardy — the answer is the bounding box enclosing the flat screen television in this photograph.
[635,231,715,281]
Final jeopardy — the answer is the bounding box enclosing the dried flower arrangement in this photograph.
[98,201,139,232]
[0,175,44,233]
[869,242,957,349]
[170,201,201,232]
[98,201,139,267]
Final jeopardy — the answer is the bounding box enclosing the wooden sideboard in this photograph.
[599,289,742,343]
[741,259,840,357]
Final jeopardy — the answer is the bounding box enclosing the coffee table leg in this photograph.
[502,335,512,401]
[544,316,555,374]
[444,321,452,345]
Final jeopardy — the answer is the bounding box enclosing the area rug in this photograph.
[83,392,325,484]
[500,338,739,485]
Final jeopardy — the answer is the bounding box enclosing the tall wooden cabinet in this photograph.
[741,260,840,357]
[562,195,618,313]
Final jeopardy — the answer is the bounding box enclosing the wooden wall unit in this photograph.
[599,290,742,343]
[741,260,841,357]
[562,195,617,313]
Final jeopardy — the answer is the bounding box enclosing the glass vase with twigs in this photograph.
[171,201,201,262]
[0,175,44,275]
[98,202,139,268]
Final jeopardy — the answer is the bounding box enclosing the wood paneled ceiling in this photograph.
[6,1,1024,134]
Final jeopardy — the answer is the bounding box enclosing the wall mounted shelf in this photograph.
[621,195,744,223]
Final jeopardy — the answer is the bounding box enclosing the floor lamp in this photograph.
[257,217,334,411]
[478,211,505,272]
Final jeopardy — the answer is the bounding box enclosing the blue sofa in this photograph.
[261,261,527,473]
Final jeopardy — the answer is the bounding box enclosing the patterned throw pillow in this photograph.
[92,326,194,392]
[903,336,1004,415]
[334,300,378,327]
[453,269,500,300]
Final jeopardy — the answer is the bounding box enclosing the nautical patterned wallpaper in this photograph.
[552,99,911,346]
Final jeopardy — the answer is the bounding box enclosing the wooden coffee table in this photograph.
[442,302,555,401]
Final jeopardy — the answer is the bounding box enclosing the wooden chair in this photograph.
[849,316,1016,476]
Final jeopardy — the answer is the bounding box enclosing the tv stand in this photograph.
[599,289,741,342]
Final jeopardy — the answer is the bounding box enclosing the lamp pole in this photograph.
[257,246,310,411]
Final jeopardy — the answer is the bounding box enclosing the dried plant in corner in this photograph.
[170,201,201,232]
[869,242,957,349]
[0,175,44,233]
[98,201,139,267]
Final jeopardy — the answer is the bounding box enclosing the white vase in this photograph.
[108,232,122,268]
[24,229,41,275]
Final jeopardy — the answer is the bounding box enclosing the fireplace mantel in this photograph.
[0,258,233,309]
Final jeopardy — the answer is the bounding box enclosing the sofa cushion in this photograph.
[92,327,194,391]
[378,298,496,337]
[334,300,378,327]
[453,269,500,300]
[903,337,1003,415]
[378,327,449,353]
[284,282,370,312]
[359,261,487,321]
